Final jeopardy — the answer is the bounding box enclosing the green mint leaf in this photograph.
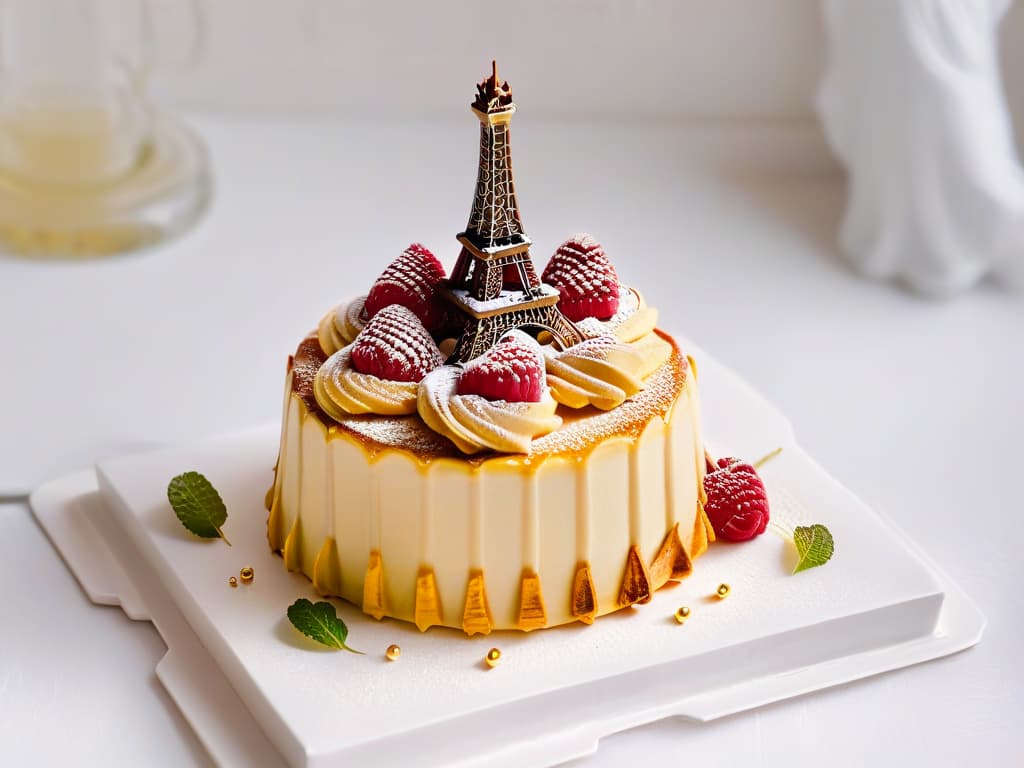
[167,471,231,545]
[793,524,834,573]
[287,598,363,654]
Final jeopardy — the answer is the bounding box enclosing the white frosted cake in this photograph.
[266,64,713,634]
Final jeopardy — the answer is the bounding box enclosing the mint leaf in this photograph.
[287,598,363,654]
[167,471,231,545]
[793,524,834,573]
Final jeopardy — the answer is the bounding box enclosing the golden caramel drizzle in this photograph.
[648,522,692,590]
[282,516,304,572]
[702,502,715,543]
[363,549,386,620]
[266,486,287,553]
[571,561,597,624]
[414,566,443,631]
[516,568,547,631]
[462,568,493,636]
[312,537,342,596]
[690,500,711,559]
[617,544,653,608]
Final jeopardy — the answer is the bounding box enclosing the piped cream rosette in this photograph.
[543,335,647,411]
[418,332,562,455]
[575,285,658,344]
[317,296,368,356]
[547,285,671,410]
[314,304,445,418]
[314,346,421,417]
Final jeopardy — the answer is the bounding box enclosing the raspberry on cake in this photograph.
[268,63,713,634]
[316,244,448,356]
[314,305,444,418]
[542,234,621,322]
[457,332,545,402]
[349,304,445,383]
[364,243,447,332]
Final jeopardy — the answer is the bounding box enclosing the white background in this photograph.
[2,2,1024,766]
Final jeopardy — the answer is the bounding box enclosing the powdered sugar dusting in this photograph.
[541,233,620,320]
[557,333,618,361]
[289,329,688,462]
[531,338,685,457]
[364,244,446,328]
[457,330,545,402]
[350,305,445,383]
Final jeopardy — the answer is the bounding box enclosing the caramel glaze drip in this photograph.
[288,330,688,465]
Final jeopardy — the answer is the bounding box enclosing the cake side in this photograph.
[267,331,712,632]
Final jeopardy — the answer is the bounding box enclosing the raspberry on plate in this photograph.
[541,233,620,322]
[456,332,545,402]
[703,456,771,542]
[364,243,447,331]
[349,304,445,383]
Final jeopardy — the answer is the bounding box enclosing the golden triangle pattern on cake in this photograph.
[648,522,693,588]
[571,562,598,624]
[462,569,493,636]
[312,537,343,596]
[363,549,386,620]
[516,569,547,631]
[414,566,443,631]
[617,545,653,608]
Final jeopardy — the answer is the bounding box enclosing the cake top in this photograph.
[305,65,680,458]
[291,329,687,464]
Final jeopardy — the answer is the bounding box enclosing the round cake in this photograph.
[266,65,713,634]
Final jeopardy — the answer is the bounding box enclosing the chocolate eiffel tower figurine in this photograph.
[441,62,585,363]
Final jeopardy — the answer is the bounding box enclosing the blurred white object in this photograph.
[819,0,1024,297]
[0,0,209,259]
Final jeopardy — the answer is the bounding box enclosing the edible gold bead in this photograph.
[716,583,731,599]
[674,606,691,623]
[240,567,254,583]
[228,576,238,588]
[485,648,501,668]
[385,644,401,661]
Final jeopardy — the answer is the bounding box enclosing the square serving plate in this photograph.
[31,344,984,768]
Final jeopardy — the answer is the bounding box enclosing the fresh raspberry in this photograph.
[349,305,445,383]
[364,243,447,331]
[703,457,770,542]
[456,332,545,402]
[541,234,620,321]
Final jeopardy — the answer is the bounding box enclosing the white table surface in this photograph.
[1,116,1022,767]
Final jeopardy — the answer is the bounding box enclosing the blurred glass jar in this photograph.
[0,0,209,258]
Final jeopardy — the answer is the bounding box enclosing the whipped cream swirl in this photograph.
[576,285,658,344]
[417,366,562,454]
[314,345,419,418]
[317,296,368,356]
[544,334,647,410]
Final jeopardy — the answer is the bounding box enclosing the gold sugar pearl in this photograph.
[240,567,254,583]
[485,648,501,668]
[716,583,731,599]
[385,644,401,662]
[228,576,238,588]
[674,606,691,623]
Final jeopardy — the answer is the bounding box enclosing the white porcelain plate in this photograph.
[31,345,985,768]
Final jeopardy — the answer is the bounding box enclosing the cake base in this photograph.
[30,343,985,767]
[269,333,709,633]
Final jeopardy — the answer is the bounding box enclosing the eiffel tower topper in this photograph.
[441,62,585,363]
